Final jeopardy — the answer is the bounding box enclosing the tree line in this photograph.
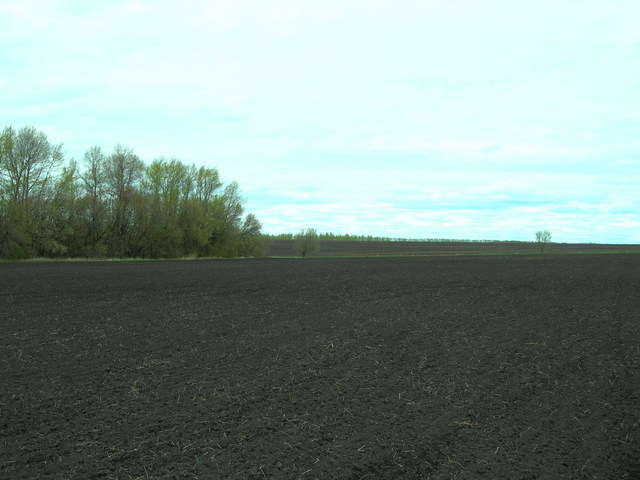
[268,232,540,243]
[0,125,265,260]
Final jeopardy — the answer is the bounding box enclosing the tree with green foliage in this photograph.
[0,126,64,258]
[178,164,222,256]
[42,160,81,256]
[294,228,319,257]
[139,158,189,257]
[0,125,266,259]
[239,213,267,257]
[535,230,552,253]
[203,181,244,257]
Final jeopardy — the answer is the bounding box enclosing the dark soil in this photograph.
[267,239,640,257]
[1,254,639,479]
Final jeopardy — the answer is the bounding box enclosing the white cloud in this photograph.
[266,189,314,201]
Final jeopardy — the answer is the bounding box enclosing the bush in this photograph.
[294,228,319,257]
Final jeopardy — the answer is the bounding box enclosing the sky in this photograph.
[2,1,639,243]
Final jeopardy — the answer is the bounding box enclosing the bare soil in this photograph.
[267,239,640,257]
[1,254,639,479]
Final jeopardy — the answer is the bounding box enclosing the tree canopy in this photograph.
[0,125,265,259]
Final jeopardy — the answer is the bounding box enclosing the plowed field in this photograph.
[1,254,639,479]
[267,239,640,257]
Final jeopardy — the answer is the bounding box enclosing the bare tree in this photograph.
[104,144,144,202]
[79,146,108,252]
[535,230,552,253]
[80,146,106,200]
[103,144,145,256]
[0,125,63,204]
[294,228,319,257]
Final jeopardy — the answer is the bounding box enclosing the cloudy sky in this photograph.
[2,1,639,242]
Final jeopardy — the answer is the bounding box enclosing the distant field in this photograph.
[267,238,640,257]
[1,255,639,479]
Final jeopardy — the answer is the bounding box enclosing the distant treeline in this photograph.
[268,233,534,243]
[0,125,265,260]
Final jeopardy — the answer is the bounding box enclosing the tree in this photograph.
[193,165,222,202]
[78,146,108,255]
[0,127,15,203]
[535,230,552,253]
[103,144,145,256]
[203,181,244,257]
[0,125,63,203]
[294,228,319,257]
[0,125,265,260]
[239,213,266,257]
[0,125,64,258]
[39,160,81,257]
[138,158,191,258]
